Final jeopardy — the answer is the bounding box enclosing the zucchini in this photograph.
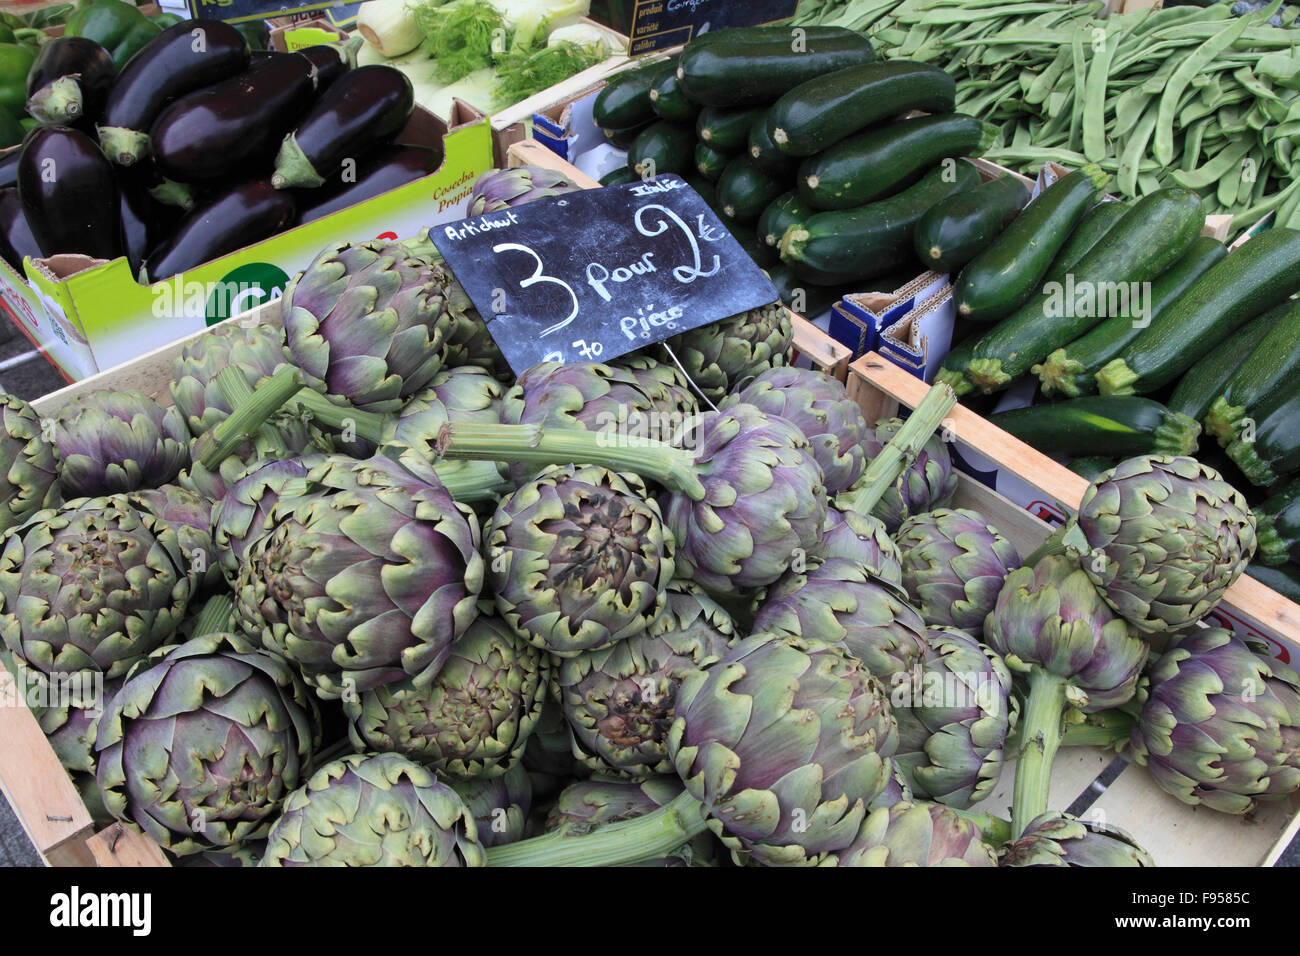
[1203,298,1300,445]
[732,225,779,268]
[1049,201,1130,274]
[987,396,1200,458]
[767,61,955,157]
[1224,374,1300,486]
[627,121,696,178]
[944,187,1206,395]
[798,113,997,211]
[677,26,875,108]
[1245,562,1300,604]
[602,123,650,149]
[715,156,784,226]
[696,105,764,152]
[1166,307,1279,420]
[1036,236,1227,398]
[599,166,638,187]
[650,66,700,124]
[1097,227,1300,397]
[695,141,729,181]
[912,175,1030,274]
[594,57,677,130]
[779,161,982,285]
[952,166,1110,325]
[1254,477,1300,566]
[747,115,797,177]
[1067,457,1119,482]
[767,264,853,316]
[759,191,817,248]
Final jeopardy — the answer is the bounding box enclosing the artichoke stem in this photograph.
[949,808,1014,849]
[432,460,516,502]
[485,791,709,866]
[198,365,304,470]
[842,383,957,516]
[1006,707,1132,752]
[1022,526,1069,567]
[289,388,388,444]
[190,595,235,637]
[437,422,707,499]
[1012,668,1069,838]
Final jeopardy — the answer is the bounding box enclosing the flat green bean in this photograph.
[1171,139,1253,190]
[1083,27,1118,162]
[1069,24,1087,153]
[1118,106,1159,197]
[1153,15,1252,167]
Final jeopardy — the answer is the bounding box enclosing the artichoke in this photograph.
[814,506,903,585]
[282,237,456,414]
[437,276,511,380]
[720,366,869,494]
[1061,455,1256,633]
[754,557,927,683]
[467,165,581,215]
[486,464,673,657]
[381,365,506,484]
[1000,813,1154,867]
[260,752,486,867]
[448,763,531,848]
[834,801,998,866]
[120,485,222,596]
[0,393,60,533]
[892,628,1016,808]
[984,555,1147,834]
[895,508,1021,635]
[344,611,549,778]
[235,454,485,698]
[663,302,793,404]
[1129,628,1300,814]
[51,389,189,498]
[523,696,588,796]
[556,581,736,778]
[39,672,122,828]
[0,497,190,683]
[95,631,320,856]
[855,416,957,532]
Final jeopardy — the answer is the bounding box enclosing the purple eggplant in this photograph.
[0,150,17,190]
[142,179,294,282]
[27,37,116,126]
[151,53,318,183]
[17,126,121,260]
[272,64,414,189]
[97,20,250,166]
[298,44,352,89]
[118,168,184,276]
[0,188,41,273]
[296,145,443,224]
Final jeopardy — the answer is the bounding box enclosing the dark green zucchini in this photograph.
[767,60,955,157]
[732,225,779,268]
[1254,477,1300,566]
[1036,235,1227,399]
[677,26,875,108]
[759,191,818,248]
[603,123,651,149]
[747,115,797,177]
[944,187,1205,395]
[627,121,696,178]
[1245,562,1300,603]
[650,66,700,124]
[987,395,1200,457]
[779,161,982,285]
[1203,298,1300,445]
[912,175,1030,274]
[1067,457,1119,482]
[798,113,997,211]
[715,155,784,226]
[599,166,638,187]
[952,166,1110,324]
[1225,373,1300,486]
[594,56,677,130]
[696,105,764,152]
[695,141,729,180]
[1166,309,1277,421]
[767,264,853,316]
[1098,227,1300,397]
[1049,200,1130,274]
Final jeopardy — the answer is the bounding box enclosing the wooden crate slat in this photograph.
[87,825,172,867]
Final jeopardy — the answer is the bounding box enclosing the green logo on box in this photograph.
[205,263,290,325]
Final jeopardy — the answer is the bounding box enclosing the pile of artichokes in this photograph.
[0,170,1285,869]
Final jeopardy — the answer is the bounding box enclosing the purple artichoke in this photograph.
[1000,813,1154,867]
[664,302,793,404]
[835,801,998,866]
[447,763,532,848]
[120,485,222,596]
[814,506,903,585]
[51,389,189,498]
[895,508,1021,635]
[857,416,957,532]
[0,393,60,533]
[466,165,581,215]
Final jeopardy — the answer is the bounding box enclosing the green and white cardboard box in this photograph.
[0,102,495,383]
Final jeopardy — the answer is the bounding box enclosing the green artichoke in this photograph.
[344,611,549,778]
[720,366,869,494]
[523,695,588,796]
[95,631,320,855]
[448,763,531,848]
[120,485,222,596]
[834,801,998,866]
[486,464,673,657]
[260,753,486,867]
[854,416,958,533]
[669,632,898,866]
[1061,455,1256,633]
[1129,628,1300,814]
[556,581,736,778]
[892,628,1016,808]
[51,389,189,498]
[0,497,190,683]
[235,454,485,698]
[39,672,121,828]
[282,237,456,414]
[895,508,1021,635]
[437,277,511,380]
[663,302,793,404]
[381,365,506,484]
[754,557,927,683]
[0,393,60,533]
[814,506,903,585]
[467,165,581,215]
[1000,813,1154,867]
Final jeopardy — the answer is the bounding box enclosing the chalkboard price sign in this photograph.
[628,0,801,55]
[432,176,780,376]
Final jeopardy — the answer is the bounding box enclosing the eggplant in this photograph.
[298,44,352,90]
[98,19,250,166]
[0,149,18,190]
[151,53,318,183]
[26,36,116,126]
[297,145,443,225]
[17,126,121,260]
[272,64,414,189]
[142,179,295,282]
[0,188,41,273]
[118,168,184,276]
